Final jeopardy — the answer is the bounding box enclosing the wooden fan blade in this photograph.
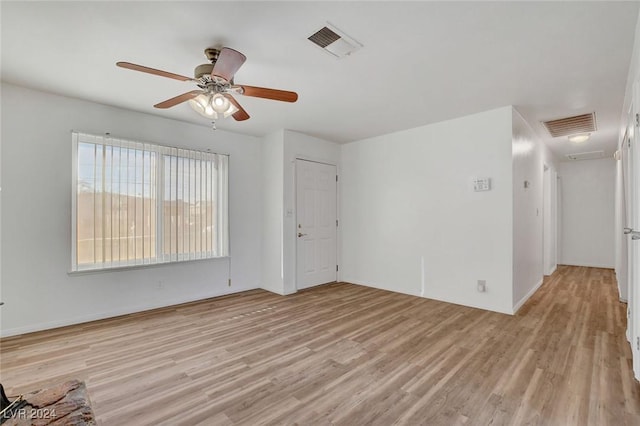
[117,62,194,82]
[237,85,298,103]
[224,94,250,121]
[154,90,204,109]
[211,48,247,82]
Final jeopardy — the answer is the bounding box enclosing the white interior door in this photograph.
[295,159,337,290]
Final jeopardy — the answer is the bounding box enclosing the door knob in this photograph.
[624,227,633,234]
[298,232,308,238]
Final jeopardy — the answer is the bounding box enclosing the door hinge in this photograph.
[336,175,338,182]
[336,219,339,227]
[336,265,339,272]
[636,113,639,127]
[637,336,640,351]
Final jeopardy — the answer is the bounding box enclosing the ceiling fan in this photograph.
[116,47,298,123]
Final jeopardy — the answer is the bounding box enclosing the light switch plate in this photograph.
[473,177,491,192]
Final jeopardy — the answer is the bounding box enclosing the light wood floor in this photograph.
[1,266,639,425]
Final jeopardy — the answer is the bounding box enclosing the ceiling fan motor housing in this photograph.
[195,49,232,86]
[194,63,214,79]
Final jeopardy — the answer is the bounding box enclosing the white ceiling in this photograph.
[2,1,638,159]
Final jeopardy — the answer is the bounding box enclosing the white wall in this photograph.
[511,109,559,311]
[341,106,514,314]
[559,158,616,268]
[260,130,285,294]
[0,83,263,337]
[620,8,640,137]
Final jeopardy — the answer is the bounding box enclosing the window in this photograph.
[72,132,228,271]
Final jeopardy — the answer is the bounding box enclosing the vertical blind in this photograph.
[72,132,228,271]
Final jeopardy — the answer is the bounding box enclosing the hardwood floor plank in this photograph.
[1,265,638,425]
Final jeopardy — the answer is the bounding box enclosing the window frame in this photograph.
[70,132,229,273]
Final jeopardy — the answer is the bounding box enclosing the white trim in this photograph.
[68,255,230,275]
[344,278,421,297]
[343,277,513,315]
[0,284,258,338]
[71,132,79,271]
[545,264,557,276]
[260,287,296,296]
[513,278,545,314]
[558,262,615,269]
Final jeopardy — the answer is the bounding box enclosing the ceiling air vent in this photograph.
[542,112,597,137]
[308,23,362,58]
[565,151,605,161]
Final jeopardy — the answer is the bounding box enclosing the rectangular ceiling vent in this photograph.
[542,112,597,137]
[308,23,362,58]
[565,151,605,161]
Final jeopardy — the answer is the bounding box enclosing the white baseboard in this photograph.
[342,277,421,298]
[343,277,512,315]
[512,278,544,314]
[544,265,557,276]
[1,285,258,338]
[558,262,615,269]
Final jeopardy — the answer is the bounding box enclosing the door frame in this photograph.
[629,84,640,378]
[542,163,558,277]
[617,128,630,303]
[293,157,339,291]
[622,124,633,344]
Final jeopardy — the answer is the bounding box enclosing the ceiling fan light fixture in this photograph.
[211,93,230,113]
[568,133,591,143]
[223,102,239,118]
[189,93,238,120]
[189,94,218,119]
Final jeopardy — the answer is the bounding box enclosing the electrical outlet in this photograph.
[477,280,486,293]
